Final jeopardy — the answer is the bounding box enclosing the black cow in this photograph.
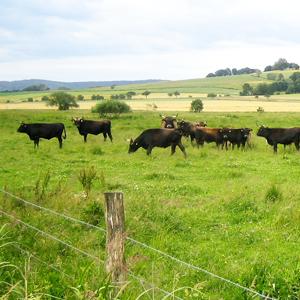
[17,122,66,148]
[160,114,178,128]
[178,120,207,145]
[221,128,252,150]
[72,117,112,143]
[128,128,186,157]
[257,126,300,153]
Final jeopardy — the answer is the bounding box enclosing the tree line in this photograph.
[206,58,299,78]
[240,72,300,96]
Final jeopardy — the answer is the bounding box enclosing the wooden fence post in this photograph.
[104,192,127,285]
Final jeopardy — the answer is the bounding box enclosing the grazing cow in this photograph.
[72,117,112,143]
[178,120,207,145]
[17,122,66,148]
[257,126,300,153]
[221,128,253,150]
[160,114,178,128]
[194,127,225,148]
[128,128,187,157]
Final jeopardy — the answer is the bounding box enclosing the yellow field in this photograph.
[3,98,300,112]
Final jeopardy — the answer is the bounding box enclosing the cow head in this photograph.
[241,128,252,139]
[177,120,191,137]
[257,125,268,137]
[72,117,84,128]
[219,128,229,139]
[17,122,28,133]
[195,121,207,127]
[160,114,178,128]
[128,138,139,153]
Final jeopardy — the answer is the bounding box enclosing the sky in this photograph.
[1,0,300,81]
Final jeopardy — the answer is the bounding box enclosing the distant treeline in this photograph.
[207,58,299,78]
[240,72,300,96]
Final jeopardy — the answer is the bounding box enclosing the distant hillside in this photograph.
[0,79,164,91]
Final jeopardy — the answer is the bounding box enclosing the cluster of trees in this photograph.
[264,58,299,72]
[168,91,180,97]
[110,91,136,100]
[47,92,79,110]
[91,94,104,100]
[22,84,49,91]
[206,67,260,78]
[240,72,300,96]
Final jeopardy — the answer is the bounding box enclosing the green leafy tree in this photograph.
[174,91,180,98]
[47,92,79,110]
[91,100,131,116]
[126,91,136,99]
[190,99,204,112]
[41,95,50,101]
[168,93,173,97]
[207,93,217,98]
[77,94,84,101]
[142,90,151,99]
[240,83,253,96]
[111,84,116,90]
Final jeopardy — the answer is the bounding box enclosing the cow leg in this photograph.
[171,143,176,155]
[273,143,278,153]
[103,132,107,141]
[177,142,187,158]
[146,146,153,155]
[108,130,113,142]
[84,134,87,143]
[34,139,39,149]
[295,142,299,151]
[58,136,63,148]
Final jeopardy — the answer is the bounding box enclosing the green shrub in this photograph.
[207,93,217,98]
[190,99,204,112]
[82,201,104,226]
[78,166,97,196]
[91,100,131,116]
[27,97,33,102]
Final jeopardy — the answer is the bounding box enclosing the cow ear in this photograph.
[130,138,133,144]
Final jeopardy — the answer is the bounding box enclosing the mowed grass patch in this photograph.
[0,110,300,298]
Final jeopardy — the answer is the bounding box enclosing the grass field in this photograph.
[1,110,300,299]
[0,70,295,104]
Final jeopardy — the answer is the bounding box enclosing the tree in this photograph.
[240,83,253,96]
[264,65,272,72]
[41,95,49,101]
[91,100,131,116]
[77,94,84,101]
[168,93,173,97]
[190,99,203,112]
[277,73,284,81]
[126,91,136,99]
[142,90,151,99]
[174,91,180,98]
[47,92,79,110]
[111,85,116,90]
[273,58,289,70]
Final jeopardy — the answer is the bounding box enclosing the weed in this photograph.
[265,185,282,202]
[78,166,97,196]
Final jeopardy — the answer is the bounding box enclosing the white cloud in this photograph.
[1,0,300,80]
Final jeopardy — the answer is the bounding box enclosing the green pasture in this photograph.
[1,110,300,299]
[1,70,295,104]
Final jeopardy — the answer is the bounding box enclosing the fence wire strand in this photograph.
[0,207,182,300]
[0,189,275,300]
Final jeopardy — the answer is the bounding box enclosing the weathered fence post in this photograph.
[104,192,127,286]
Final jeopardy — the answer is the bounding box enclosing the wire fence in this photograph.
[0,188,275,300]
[0,207,182,300]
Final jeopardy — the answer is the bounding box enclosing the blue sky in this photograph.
[1,0,300,81]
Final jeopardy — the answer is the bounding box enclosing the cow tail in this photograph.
[63,125,67,139]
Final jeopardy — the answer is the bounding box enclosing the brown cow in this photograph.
[178,120,207,145]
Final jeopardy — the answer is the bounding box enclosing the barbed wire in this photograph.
[0,189,275,299]
[0,207,183,300]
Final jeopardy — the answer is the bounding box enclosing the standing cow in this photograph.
[194,127,226,148]
[257,126,300,153]
[178,120,207,145]
[72,117,112,143]
[160,114,178,128]
[221,128,252,150]
[17,122,67,148]
[128,128,187,157]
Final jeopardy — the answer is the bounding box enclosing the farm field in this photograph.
[0,70,295,104]
[2,96,300,112]
[1,110,300,299]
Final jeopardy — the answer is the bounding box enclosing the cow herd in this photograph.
[16,115,300,155]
